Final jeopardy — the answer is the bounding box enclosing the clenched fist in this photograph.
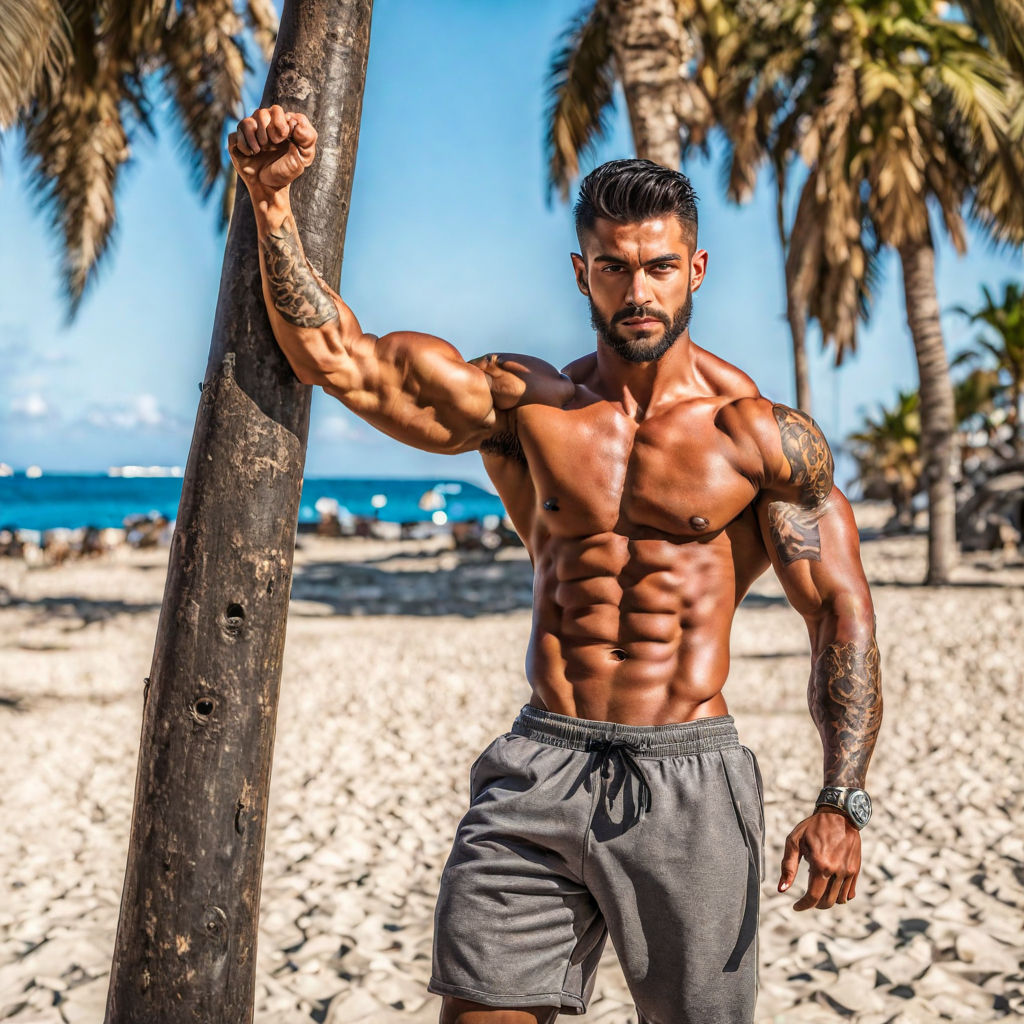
[227,105,317,199]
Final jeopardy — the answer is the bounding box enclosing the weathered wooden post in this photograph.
[105,1,373,1019]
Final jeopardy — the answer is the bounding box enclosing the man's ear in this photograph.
[689,247,709,293]
[570,252,589,296]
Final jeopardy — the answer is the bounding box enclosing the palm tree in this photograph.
[954,282,1024,452]
[103,0,374,1018]
[848,389,923,530]
[544,0,713,191]
[0,0,278,314]
[711,2,888,415]
[720,0,1024,583]
[543,0,866,416]
[953,364,1003,442]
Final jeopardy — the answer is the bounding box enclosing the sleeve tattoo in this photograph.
[764,406,883,786]
[260,222,339,328]
[766,404,835,565]
[810,636,883,787]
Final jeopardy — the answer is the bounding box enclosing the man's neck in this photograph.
[593,331,699,417]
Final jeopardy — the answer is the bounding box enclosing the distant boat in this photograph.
[25,466,43,479]
[108,466,185,478]
[0,463,12,477]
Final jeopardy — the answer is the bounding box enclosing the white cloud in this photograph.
[134,393,163,426]
[11,392,50,418]
[314,414,365,442]
[83,394,187,433]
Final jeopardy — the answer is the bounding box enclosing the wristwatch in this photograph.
[815,786,872,829]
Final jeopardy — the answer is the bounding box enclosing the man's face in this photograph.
[571,216,708,364]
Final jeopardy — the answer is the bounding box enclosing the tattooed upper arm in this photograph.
[764,403,835,566]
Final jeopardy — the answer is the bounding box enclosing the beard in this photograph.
[590,287,693,364]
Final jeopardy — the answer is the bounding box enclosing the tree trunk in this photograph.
[898,233,958,584]
[786,290,812,414]
[776,178,812,414]
[104,2,373,1021]
[1013,378,1023,456]
[607,0,684,169]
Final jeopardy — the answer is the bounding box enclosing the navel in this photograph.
[689,515,709,532]
[610,648,627,661]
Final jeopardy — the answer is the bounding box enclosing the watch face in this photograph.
[847,789,872,826]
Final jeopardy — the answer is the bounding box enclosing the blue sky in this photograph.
[1,0,1021,490]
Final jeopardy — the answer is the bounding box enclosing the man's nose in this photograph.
[625,269,651,307]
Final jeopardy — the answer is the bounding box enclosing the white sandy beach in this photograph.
[1,503,1022,1023]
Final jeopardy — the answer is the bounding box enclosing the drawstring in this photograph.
[589,737,653,815]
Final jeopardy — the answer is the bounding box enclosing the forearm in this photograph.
[249,190,496,451]
[806,599,882,788]
[252,189,361,386]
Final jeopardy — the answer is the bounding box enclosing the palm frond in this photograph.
[21,60,131,313]
[544,1,616,203]
[959,0,1024,76]
[162,0,248,198]
[243,0,279,63]
[99,0,166,71]
[0,0,71,128]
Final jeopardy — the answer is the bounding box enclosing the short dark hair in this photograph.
[574,159,699,247]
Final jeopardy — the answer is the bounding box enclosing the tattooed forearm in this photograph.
[809,637,882,787]
[260,222,339,328]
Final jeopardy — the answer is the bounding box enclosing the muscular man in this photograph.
[229,106,882,1024]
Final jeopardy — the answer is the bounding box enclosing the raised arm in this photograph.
[227,106,573,453]
[749,401,883,911]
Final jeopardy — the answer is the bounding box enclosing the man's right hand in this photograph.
[227,106,317,200]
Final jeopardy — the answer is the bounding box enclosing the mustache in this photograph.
[612,306,671,326]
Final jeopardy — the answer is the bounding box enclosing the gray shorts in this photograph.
[429,705,764,1023]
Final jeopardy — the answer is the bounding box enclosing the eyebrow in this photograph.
[593,253,683,265]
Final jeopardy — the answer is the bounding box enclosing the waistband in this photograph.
[510,704,740,757]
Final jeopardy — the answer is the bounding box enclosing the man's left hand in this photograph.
[778,808,861,910]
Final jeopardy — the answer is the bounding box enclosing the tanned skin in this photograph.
[230,108,882,1024]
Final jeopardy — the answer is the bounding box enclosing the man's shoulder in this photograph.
[715,396,835,506]
[692,345,761,400]
[470,351,576,413]
[559,351,596,382]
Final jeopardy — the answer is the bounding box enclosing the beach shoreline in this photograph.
[1,503,1022,1023]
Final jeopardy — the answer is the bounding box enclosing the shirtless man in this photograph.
[229,107,882,1024]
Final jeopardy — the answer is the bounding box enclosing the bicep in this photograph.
[321,330,499,453]
[756,487,873,625]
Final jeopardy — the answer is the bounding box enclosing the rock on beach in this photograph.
[0,505,1022,1023]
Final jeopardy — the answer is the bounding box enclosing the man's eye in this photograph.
[655,263,674,271]
[602,265,625,272]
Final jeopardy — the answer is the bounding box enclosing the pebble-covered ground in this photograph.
[1,506,1022,1023]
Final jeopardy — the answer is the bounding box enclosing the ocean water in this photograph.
[0,474,505,532]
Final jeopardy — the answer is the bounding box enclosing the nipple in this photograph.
[689,516,709,532]
[543,497,560,512]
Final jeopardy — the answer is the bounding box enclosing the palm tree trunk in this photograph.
[1013,378,1023,455]
[776,178,812,413]
[104,2,373,1021]
[607,0,684,168]
[898,232,958,584]
[787,290,812,414]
